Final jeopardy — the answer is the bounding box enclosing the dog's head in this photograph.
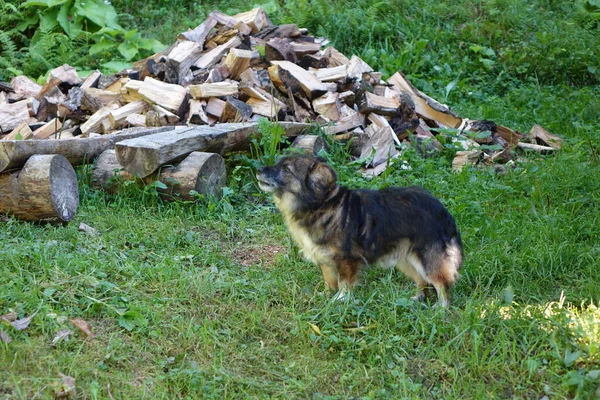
[257,156,338,211]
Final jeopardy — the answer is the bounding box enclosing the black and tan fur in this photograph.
[257,156,463,307]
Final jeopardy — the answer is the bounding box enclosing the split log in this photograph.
[0,126,176,173]
[166,40,204,84]
[388,71,462,129]
[0,154,78,222]
[4,122,33,141]
[194,36,242,70]
[323,46,351,67]
[8,76,41,101]
[360,123,399,167]
[232,7,270,34]
[179,16,217,44]
[138,77,188,117]
[269,60,328,100]
[205,98,226,119]
[189,82,239,98]
[0,100,29,133]
[81,88,120,113]
[324,111,364,135]
[109,100,148,130]
[223,48,260,79]
[358,92,400,116]
[33,118,63,139]
[93,150,226,201]
[220,96,253,122]
[80,104,119,136]
[309,65,347,82]
[291,135,327,155]
[208,11,252,36]
[312,92,341,121]
[115,122,310,177]
[347,55,373,79]
[80,70,102,89]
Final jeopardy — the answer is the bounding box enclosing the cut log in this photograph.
[323,46,351,67]
[194,36,242,69]
[115,122,310,177]
[138,77,188,117]
[413,121,442,157]
[324,111,364,135]
[0,154,78,222]
[232,7,270,34]
[265,38,297,63]
[166,40,204,84]
[309,65,347,82]
[0,100,29,133]
[120,80,144,103]
[159,152,226,200]
[126,114,147,128]
[220,96,253,122]
[81,88,120,113]
[189,81,240,98]
[223,48,260,79]
[205,97,226,119]
[269,60,328,100]
[187,99,210,125]
[246,97,285,119]
[208,11,252,36]
[153,105,180,125]
[0,126,176,173]
[80,70,102,90]
[33,118,63,139]
[4,122,33,141]
[290,41,322,57]
[452,150,481,172]
[80,104,119,136]
[9,75,42,101]
[179,16,217,44]
[108,100,148,130]
[358,92,400,116]
[347,55,373,79]
[388,71,462,129]
[529,124,562,149]
[312,92,341,121]
[291,135,327,155]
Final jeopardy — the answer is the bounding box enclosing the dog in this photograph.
[256,156,463,307]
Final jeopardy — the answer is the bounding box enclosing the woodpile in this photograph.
[0,7,563,222]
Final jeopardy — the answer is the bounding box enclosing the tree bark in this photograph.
[0,154,79,222]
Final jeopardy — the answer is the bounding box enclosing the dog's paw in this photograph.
[331,289,351,302]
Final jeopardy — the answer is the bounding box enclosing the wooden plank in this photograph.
[115,122,311,177]
[0,126,176,173]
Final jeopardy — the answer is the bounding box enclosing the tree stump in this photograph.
[0,154,79,222]
[92,150,226,200]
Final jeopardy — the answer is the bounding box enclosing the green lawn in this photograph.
[2,0,600,398]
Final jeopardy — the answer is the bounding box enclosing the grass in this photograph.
[2,0,600,398]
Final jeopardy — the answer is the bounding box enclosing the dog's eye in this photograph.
[282,165,293,173]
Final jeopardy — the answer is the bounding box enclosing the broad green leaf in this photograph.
[101,61,132,74]
[138,38,166,53]
[117,42,139,61]
[16,15,40,32]
[39,9,60,32]
[74,0,122,30]
[57,2,83,38]
[89,38,116,55]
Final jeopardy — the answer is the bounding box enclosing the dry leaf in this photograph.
[69,318,93,337]
[308,322,322,336]
[0,329,11,343]
[55,373,77,398]
[52,329,72,345]
[11,310,38,331]
[0,312,17,322]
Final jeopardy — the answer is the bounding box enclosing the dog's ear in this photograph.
[309,161,337,190]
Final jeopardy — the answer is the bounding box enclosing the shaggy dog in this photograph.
[257,156,463,307]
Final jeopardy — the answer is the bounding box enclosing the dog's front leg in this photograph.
[331,259,360,301]
[319,264,339,291]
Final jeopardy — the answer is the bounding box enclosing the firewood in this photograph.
[108,100,148,130]
[4,122,33,140]
[189,81,240,98]
[0,154,78,222]
[80,70,102,89]
[246,97,286,119]
[290,41,322,57]
[255,24,302,40]
[194,36,242,70]
[126,114,147,128]
[324,111,364,135]
[309,65,347,82]
[104,77,129,93]
[166,40,204,84]
[81,88,120,113]
[359,123,399,167]
[359,92,400,116]
[388,71,462,129]
[265,38,298,63]
[153,105,180,125]
[338,90,355,106]
[33,118,63,139]
[323,46,351,67]
[220,96,253,122]
[0,92,6,104]
[38,64,81,98]
[224,48,260,79]
[285,86,313,122]
[205,97,226,119]
[389,95,420,138]
[299,54,328,69]
[187,99,210,125]
[208,11,252,36]
[159,152,226,200]
[413,121,442,157]
[529,124,562,149]
[138,77,188,117]
[269,60,328,100]
[232,7,270,34]
[80,104,119,136]
[8,76,41,101]
[0,126,176,173]
[179,16,217,44]
[120,80,144,103]
[291,135,327,155]
[0,100,29,133]
[115,122,310,177]
[312,92,341,121]
[516,142,556,153]
[347,55,374,79]
[452,150,481,172]
[367,113,401,146]
[38,86,67,119]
